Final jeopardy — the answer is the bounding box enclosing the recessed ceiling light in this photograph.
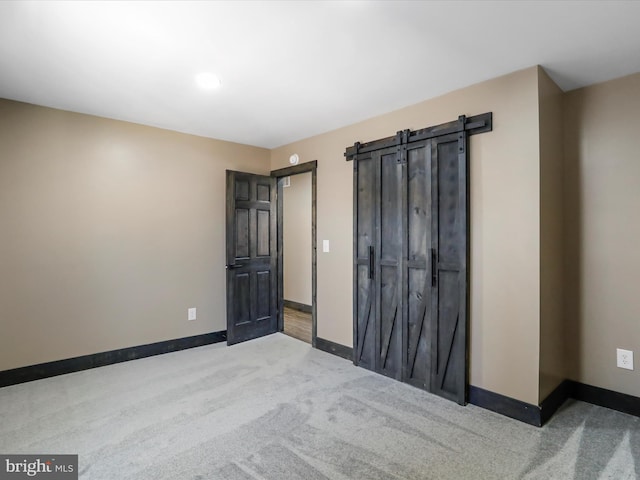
[195,72,221,90]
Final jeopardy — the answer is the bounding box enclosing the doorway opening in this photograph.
[271,161,317,346]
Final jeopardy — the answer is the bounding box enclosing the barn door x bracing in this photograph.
[348,113,492,405]
[225,171,277,345]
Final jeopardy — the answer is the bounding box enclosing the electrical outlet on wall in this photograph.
[188,308,197,321]
[616,348,634,370]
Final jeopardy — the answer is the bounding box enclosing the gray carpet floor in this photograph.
[0,333,638,479]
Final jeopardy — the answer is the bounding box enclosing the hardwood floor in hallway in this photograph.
[283,306,311,344]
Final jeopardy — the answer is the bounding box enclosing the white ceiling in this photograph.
[1,1,639,149]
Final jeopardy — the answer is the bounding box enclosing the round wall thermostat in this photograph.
[289,153,299,165]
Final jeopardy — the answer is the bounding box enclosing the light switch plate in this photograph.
[188,308,197,321]
[322,240,330,253]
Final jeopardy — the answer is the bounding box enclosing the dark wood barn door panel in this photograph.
[377,148,403,380]
[429,133,468,405]
[226,171,277,345]
[404,141,433,389]
[354,153,376,369]
[354,147,404,380]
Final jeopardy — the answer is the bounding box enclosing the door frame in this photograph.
[270,161,318,347]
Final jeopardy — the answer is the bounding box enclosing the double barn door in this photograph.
[352,119,478,405]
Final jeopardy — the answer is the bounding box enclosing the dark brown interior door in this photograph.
[226,170,277,345]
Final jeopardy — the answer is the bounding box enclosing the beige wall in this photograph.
[538,67,566,401]
[15,66,638,407]
[271,67,543,404]
[0,99,270,371]
[283,172,312,305]
[564,72,640,397]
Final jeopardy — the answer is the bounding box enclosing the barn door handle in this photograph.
[368,246,375,279]
[226,264,244,270]
[431,248,437,286]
